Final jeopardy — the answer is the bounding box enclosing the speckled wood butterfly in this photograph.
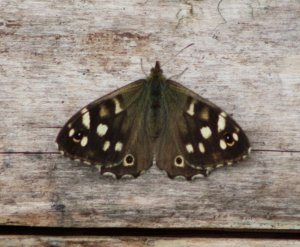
[56,62,251,179]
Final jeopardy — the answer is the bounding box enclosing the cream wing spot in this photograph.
[80,136,88,147]
[115,142,123,152]
[82,111,90,129]
[113,98,123,114]
[200,126,212,139]
[191,174,205,180]
[186,101,195,116]
[99,105,109,118]
[233,132,239,142]
[217,114,226,133]
[97,123,108,137]
[199,107,209,121]
[95,164,101,172]
[68,128,75,137]
[185,144,194,154]
[198,142,205,153]
[72,137,80,143]
[220,139,227,150]
[221,111,227,117]
[103,141,110,151]
[121,174,134,179]
[205,167,214,176]
[174,176,186,180]
[103,172,116,179]
[81,107,88,114]
[242,154,248,160]
[227,161,233,166]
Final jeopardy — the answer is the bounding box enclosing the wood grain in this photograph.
[0,237,299,247]
[0,0,299,230]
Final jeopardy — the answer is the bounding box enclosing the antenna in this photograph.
[140,58,147,76]
[161,43,194,67]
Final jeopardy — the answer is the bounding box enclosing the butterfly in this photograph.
[56,62,251,180]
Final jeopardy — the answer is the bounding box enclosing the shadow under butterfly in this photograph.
[56,62,251,180]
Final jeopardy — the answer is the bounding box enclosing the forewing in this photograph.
[56,79,153,178]
[156,80,251,179]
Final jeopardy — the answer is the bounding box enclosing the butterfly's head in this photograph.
[150,61,163,77]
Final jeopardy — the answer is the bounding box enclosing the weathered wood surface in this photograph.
[0,237,300,247]
[0,0,300,230]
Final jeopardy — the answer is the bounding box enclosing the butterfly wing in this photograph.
[56,79,153,178]
[156,80,251,179]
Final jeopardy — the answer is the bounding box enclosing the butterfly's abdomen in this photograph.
[146,79,164,141]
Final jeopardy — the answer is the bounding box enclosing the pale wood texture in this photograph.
[0,237,300,247]
[0,0,300,232]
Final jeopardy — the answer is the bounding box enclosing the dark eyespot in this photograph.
[176,156,183,164]
[73,130,85,142]
[123,154,135,167]
[174,155,185,167]
[175,157,182,164]
[224,133,234,145]
[126,155,134,164]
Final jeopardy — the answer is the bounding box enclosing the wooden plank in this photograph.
[1,152,299,228]
[0,236,299,247]
[1,0,300,229]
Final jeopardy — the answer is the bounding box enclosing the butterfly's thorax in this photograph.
[145,71,166,142]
